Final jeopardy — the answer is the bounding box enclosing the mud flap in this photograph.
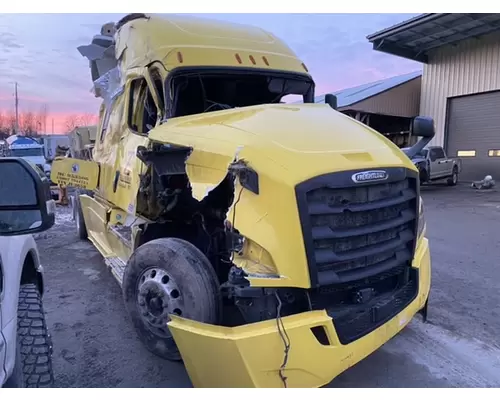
[418,298,429,323]
[50,158,99,190]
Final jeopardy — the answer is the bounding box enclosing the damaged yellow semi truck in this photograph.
[51,13,433,388]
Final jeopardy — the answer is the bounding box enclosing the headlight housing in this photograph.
[417,196,426,239]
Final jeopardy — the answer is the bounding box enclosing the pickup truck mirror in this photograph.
[404,116,436,159]
[325,94,338,110]
[0,158,56,236]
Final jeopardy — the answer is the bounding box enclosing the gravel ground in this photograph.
[36,183,500,388]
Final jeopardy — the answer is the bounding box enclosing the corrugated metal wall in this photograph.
[421,31,500,146]
[346,76,421,118]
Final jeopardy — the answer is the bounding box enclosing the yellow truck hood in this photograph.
[148,103,415,187]
[148,103,417,288]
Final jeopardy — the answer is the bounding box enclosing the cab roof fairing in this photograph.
[77,13,311,102]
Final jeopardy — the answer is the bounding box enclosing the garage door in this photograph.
[447,91,500,182]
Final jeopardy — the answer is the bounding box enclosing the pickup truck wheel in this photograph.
[9,284,54,388]
[3,342,24,388]
[447,167,459,186]
[122,238,222,361]
[419,168,429,185]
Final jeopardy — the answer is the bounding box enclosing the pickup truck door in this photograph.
[0,255,6,386]
[429,148,448,178]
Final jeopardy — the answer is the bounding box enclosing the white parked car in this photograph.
[0,157,56,388]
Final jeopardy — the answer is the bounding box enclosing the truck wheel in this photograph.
[447,167,459,186]
[122,238,222,361]
[7,284,54,388]
[74,196,88,240]
[419,168,429,185]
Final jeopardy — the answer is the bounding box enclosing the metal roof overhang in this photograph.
[367,13,500,63]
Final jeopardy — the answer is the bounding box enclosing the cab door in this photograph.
[0,255,6,386]
[429,147,447,178]
[112,67,165,216]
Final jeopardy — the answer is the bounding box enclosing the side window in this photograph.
[430,148,444,160]
[458,150,476,157]
[128,78,158,135]
[435,148,445,159]
[100,88,124,142]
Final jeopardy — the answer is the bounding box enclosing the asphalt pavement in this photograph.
[36,183,500,387]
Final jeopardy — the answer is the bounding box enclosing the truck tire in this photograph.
[419,166,429,185]
[74,196,88,240]
[447,166,459,186]
[5,284,54,388]
[122,237,222,361]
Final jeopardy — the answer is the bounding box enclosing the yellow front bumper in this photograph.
[168,238,431,388]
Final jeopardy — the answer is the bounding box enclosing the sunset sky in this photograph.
[0,13,421,133]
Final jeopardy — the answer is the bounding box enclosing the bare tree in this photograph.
[35,103,49,134]
[20,111,36,135]
[79,113,97,126]
[34,113,43,134]
[40,103,49,133]
[6,110,16,134]
[64,114,80,133]
[0,111,7,139]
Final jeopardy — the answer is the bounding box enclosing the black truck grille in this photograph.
[296,167,419,287]
[296,167,420,344]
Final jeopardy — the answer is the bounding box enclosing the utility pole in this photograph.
[14,82,19,135]
[52,118,54,134]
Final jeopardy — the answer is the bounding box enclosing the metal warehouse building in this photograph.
[368,13,500,181]
[315,71,422,148]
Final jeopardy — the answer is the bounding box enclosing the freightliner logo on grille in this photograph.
[351,170,389,183]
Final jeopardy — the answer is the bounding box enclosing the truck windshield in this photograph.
[10,148,44,157]
[168,69,314,118]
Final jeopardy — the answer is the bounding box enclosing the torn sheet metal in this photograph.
[92,67,123,104]
[77,24,121,102]
[185,145,245,202]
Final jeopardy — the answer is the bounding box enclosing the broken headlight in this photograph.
[417,196,426,240]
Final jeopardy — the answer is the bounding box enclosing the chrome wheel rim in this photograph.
[136,267,184,338]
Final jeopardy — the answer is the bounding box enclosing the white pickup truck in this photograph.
[404,145,462,186]
[0,157,56,388]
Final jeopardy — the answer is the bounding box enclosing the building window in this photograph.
[488,150,500,157]
[457,150,476,157]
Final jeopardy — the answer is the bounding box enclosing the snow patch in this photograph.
[384,319,500,387]
[80,267,100,281]
[55,207,74,226]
